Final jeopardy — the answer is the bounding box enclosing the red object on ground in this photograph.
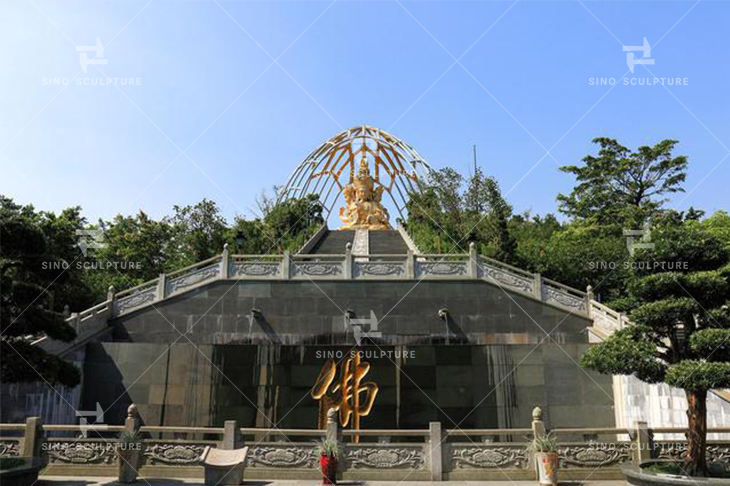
[320,454,337,485]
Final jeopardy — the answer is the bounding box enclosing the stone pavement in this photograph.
[39,477,626,486]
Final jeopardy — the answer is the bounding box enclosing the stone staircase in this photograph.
[369,230,409,254]
[308,230,355,254]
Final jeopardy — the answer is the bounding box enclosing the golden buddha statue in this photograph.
[339,153,391,230]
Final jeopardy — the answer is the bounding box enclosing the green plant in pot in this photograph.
[528,432,559,486]
[316,439,340,485]
[117,430,144,483]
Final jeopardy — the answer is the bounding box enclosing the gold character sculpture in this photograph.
[311,353,379,443]
[338,153,391,230]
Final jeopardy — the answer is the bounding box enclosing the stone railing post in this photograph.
[344,243,352,279]
[20,416,44,458]
[70,312,81,334]
[632,421,652,464]
[618,312,626,330]
[125,404,140,435]
[107,285,116,315]
[222,420,240,450]
[586,285,594,318]
[220,244,230,279]
[282,250,291,279]
[533,274,543,300]
[468,242,478,278]
[325,409,343,478]
[325,408,341,444]
[531,406,546,479]
[156,273,166,301]
[406,250,415,279]
[428,421,443,481]
[531,406,546,439]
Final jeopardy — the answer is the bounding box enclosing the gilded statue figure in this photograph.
[339,153,391,230]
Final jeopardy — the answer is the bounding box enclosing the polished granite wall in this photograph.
[80,280,613,430]
[81,342,614,430]
[111,280,591,346]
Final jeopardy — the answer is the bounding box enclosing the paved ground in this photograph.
[39,477,626,486]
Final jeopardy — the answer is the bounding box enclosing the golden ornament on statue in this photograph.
[338,153,391,230]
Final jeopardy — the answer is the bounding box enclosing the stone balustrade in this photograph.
[2,409,728,481]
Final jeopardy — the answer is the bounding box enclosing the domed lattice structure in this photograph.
[278,125,434,223]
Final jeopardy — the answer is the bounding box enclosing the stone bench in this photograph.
[200,446,249,485]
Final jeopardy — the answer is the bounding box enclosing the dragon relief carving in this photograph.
[117,288,156,313]
[346,447,424,469]
[559,444,631,468]
[232,262,280,277]
[293,263,342,277]
[144,443,207,465]
[417,262,468,276]
[46,441,116,464]
[451,446,528,469]
[166,265,220,295]
[247,446,317,468]
[354,262,405,277]
[0,440,20,457]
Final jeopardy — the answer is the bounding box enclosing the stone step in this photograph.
[308,230,355,254]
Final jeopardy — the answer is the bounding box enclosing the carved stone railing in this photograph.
[42,243,599,356]
[2,416,728,481]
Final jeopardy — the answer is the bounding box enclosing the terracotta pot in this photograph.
[536,451,559,486]
[320,454,337,485]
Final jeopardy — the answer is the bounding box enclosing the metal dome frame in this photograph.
[278,125,434,221]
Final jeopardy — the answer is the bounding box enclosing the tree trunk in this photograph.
[684,389,707,476]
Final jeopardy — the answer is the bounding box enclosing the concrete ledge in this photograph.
[0,459,42,486]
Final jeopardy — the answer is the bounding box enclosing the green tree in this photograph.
[0,197,81,387]
[86,211,175,296]
[558,138,688,224]
[581,218,730,475]
[406,167,516,262]
[166,199,228,265]
[228,194,324,254]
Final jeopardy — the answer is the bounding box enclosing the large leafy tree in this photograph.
[228,194,324,254]
[0,197,81,387]
[558,138,688,224]
[581,217,730,475]
[165,199,228,266]
[406,167,516,262]
[87,211,175,297]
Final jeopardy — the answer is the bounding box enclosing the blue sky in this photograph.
[1,0,728,225]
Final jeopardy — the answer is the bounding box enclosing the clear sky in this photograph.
[1,0,728,225]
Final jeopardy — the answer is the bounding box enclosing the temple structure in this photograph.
[4,126,728,439]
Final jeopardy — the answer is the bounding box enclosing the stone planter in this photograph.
[535,452,559,486]
[117,446,144,483]
[622,462,730,486]
[0,458,42,486]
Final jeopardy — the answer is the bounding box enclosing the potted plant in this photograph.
[316,439,340,485]
[528,432,559,486]
[117,430,144,483]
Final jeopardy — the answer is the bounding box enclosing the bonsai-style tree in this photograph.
[581,216,730,475]
[0,197,80,387]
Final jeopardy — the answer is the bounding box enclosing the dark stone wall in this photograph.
[82,280,614,431]
[111,280,591,346]
[81,342,615,431]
